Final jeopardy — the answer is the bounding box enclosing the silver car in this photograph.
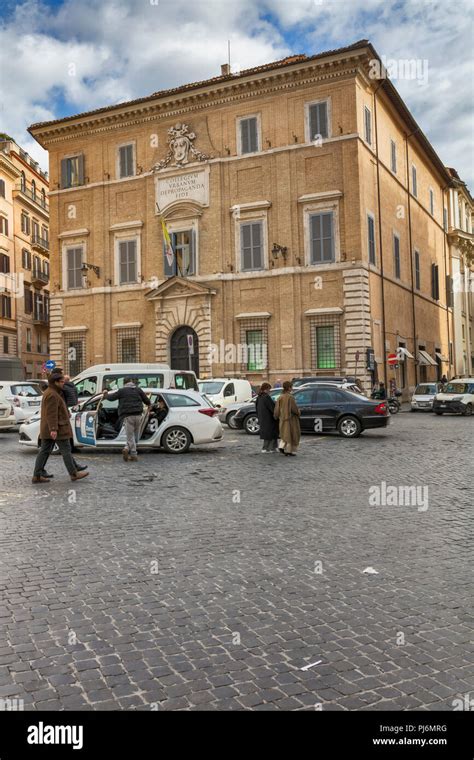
[410,382,443,411]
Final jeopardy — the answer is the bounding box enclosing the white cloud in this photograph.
[0,0,472,187]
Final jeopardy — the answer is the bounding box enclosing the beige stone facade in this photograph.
[29,41,458,396]
[0,136,50,378]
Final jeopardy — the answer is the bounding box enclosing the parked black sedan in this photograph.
[232,385,390,438]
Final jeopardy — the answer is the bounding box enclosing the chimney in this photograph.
[221,63,231,76]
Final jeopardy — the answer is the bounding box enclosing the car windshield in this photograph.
[11,384,41,397]
[415,384,437,394]
[444,383,468,394]
[199,381,225,394]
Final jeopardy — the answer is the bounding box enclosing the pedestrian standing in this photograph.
[273,381,301,457]
[62,375,79,407]
[32,372,89,483]
[103,377,151,461]
[255,382,279,453]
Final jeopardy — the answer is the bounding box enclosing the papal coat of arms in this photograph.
[154,123,212,170]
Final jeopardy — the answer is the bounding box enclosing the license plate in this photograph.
[29,400,41,406]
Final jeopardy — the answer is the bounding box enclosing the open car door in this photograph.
[73,396,101,447]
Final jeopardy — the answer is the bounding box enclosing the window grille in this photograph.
[239,318,268,373]
[309,315,341,371]
[63,333,86,376]
[116,327,140,363]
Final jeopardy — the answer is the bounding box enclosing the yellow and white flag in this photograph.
[157,204,174,269]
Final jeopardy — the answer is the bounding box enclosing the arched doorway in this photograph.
[170,326,199,376]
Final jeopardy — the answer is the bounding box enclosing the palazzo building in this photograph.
[28,40,459,395]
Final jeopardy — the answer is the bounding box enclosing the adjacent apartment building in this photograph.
[28,40,458,395]
[0,135,50,378]
[446,168,474,377]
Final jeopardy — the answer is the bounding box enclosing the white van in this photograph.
[198,378,253,408]
[72,364,198,402]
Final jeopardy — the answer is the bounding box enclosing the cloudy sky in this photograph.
[1,0,473,187]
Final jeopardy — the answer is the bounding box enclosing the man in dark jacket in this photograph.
[62,375,79,407]
[103,378,151,461]
[32,372,89,483]
[256,382,279,453]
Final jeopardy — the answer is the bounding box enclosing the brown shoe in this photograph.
[129,455,138,462]
[32,476,50,483]
[70,471,89,481]
[122,448,130,462]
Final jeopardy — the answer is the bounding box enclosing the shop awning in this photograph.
[435,352,449,362]
[417,350,438,366]
[398,347,415,360]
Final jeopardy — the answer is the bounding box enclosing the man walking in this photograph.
[62,375,79,407]
[32,372,89,483]
[103,378,151,461]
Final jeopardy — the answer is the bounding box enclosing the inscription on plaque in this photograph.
[156,167,209,210]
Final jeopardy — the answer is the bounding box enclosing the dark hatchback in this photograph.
[233,385,390,438]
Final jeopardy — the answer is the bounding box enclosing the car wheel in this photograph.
[410,408,417,412]
[244,414,260,435]
[337,415,362,438]
[226,411,238,429]
[435,411,443,416]
[462,403,472,416]
[161,427,191,454]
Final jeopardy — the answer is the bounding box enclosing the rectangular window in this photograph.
[26,328,31,352]
[412,165,417,197]
[22,249,31,269]
[393,234,401,279]
[0,253,10,273]
[308,101,328,140]
[116,328,141,363]
[431,263,439,300]
[429,188,434,216]
[66,247,84,289]
[239,117,259,154]
[24,285,33,314]
[0,216,8,236]
[240,221,263,271]
[21,213,30,235]
[246,330,265,371]
[119,144,135,178]
[367,214,376,265]
[1,295,12,319]
[3,336,8,354]
[0,179,5,198]
[310,212,335,264]
[118,240,137,284]
[316,325,336,369]
[390,139,397,173]
[414,250,421,290]
[61,155,84,188]
[172,230,195,276]
[446,274,453,308]
[364,106,372,145]
[443,207,448,231]
[64,334,86,376]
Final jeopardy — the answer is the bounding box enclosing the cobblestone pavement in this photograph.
[0,412,473,711]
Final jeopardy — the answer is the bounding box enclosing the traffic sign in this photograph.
[187,335,194,355]
[387,353,398,366]
[45,360,56,370]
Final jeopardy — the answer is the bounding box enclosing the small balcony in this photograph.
[31,234,49,254]
[14,185,49,213]
[31,267,49,287]
[33,308,48,325]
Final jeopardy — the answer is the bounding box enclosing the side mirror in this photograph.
[71,404,80,412]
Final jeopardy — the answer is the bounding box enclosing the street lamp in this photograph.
[272,243,288,261]
[81,263,100,278]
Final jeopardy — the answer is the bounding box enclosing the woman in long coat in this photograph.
[255,382,279,452]
[274,381,301,456]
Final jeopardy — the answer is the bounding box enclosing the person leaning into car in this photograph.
[103,377,151,462]
[32,371,89,483]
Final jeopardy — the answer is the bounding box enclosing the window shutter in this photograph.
[249,118,258,152]
[252,222,262,268]
[189,229,196,274]
[128,240,137,281]
[241,120,250,154]
[61,158,68,189]
[77,154,85,185]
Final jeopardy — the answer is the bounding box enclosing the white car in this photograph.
[19,388,223,454]
[433,378,474,416]
[0,381,43,424]
[0,401,16,431]
[410,382,444,412]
